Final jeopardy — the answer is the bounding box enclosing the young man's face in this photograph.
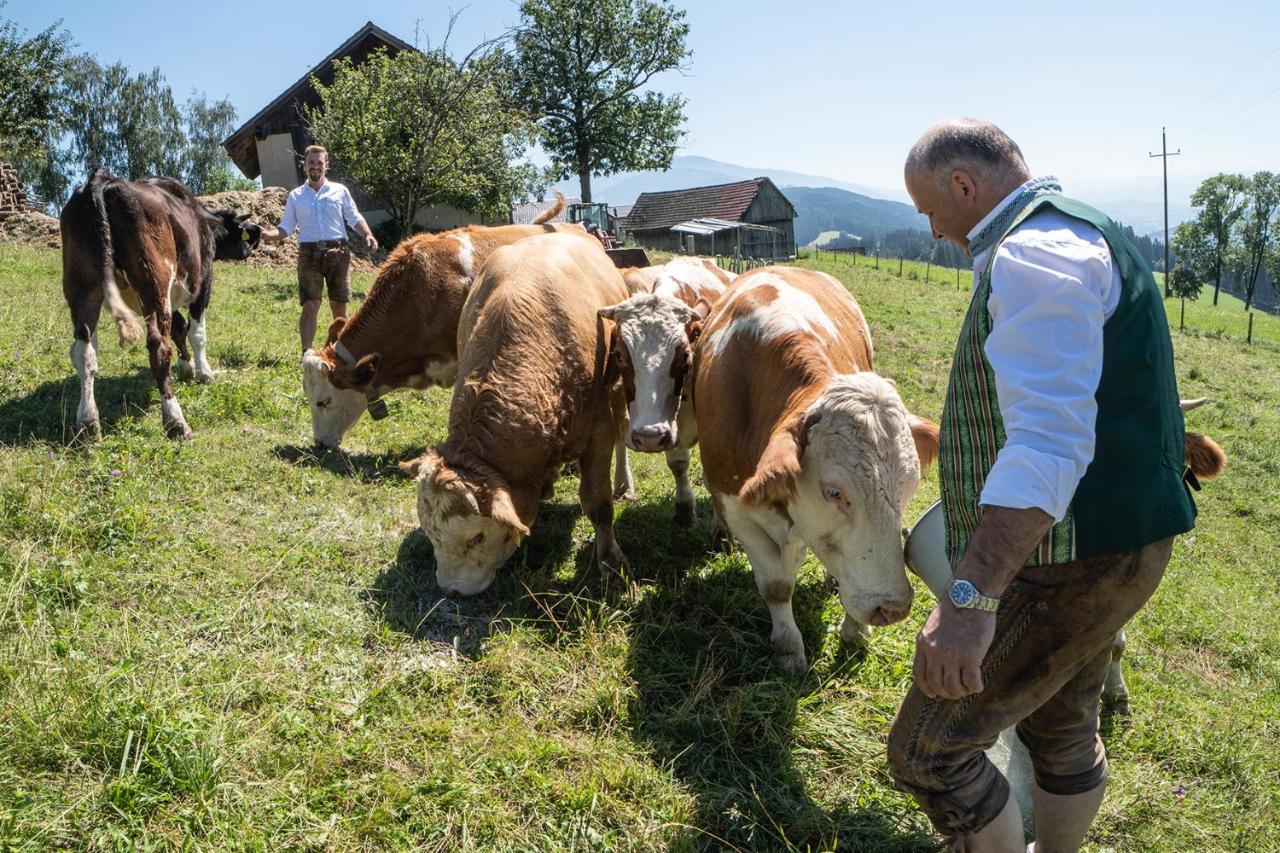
[305,152,327,183]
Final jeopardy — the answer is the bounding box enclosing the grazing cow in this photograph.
[60,167,261,439]
[301,193,590,448]
[401,232,630,595]
[598,257,736,521]
[693,266,939,672]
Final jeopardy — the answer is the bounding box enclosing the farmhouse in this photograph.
[623,178,797,259]
[220,21,485,232]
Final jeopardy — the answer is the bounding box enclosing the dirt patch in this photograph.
[0,188,381,271]
[0,210,61,249]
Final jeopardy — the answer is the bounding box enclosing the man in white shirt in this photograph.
[887,119,1196,851]
[261,145,378,351]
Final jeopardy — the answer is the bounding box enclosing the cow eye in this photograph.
[466,532,485,549]
[316,398,330,409]
[824,486,843,502]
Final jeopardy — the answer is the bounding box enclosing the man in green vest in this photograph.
[887,118,1196,851]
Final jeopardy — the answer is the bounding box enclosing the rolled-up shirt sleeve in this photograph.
[341,188,362,230]
[980,230,1112,521]
[279,192,298,236]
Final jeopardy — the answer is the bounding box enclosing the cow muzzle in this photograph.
[629,423,674,452]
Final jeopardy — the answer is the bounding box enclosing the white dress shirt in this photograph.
[967,181,1123,522]
[279,179,364,243]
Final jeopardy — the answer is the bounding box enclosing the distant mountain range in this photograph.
[552,154,1196,245]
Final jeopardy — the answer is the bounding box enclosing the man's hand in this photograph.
[913,604,996,699]
[364,232,378,250]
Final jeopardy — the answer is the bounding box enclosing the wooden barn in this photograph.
[623,178,797,259]
[220,21,486,232]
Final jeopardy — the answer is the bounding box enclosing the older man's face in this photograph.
[905,169,979,253]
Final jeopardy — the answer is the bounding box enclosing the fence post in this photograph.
[898,258,903,276]
[926,261,931,284]
[956,267,961,290]
[1180,297,1185,331]
[875,252,879,270]
[1248,311,1254,344]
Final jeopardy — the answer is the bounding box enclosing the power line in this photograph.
[1192,101,1280,146]
[1183,83,1280,143]
[1172,44,1280,125]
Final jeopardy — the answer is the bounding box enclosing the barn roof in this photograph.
[625,178,789,231]
[221,22,414,179]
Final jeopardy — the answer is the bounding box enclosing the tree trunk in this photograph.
[577,146,592,203]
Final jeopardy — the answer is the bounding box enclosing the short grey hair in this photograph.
[906,118,1029,187]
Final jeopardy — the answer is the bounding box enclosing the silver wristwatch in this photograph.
[944,578,1000,613]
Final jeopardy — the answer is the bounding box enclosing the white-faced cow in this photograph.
[693,266,940,672]
[301,193,593,449]
[60,167,261,439]
[598,257,735,522]
[401,232,630,596]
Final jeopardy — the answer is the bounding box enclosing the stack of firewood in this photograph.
[0,162,33,217]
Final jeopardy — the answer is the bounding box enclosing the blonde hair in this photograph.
[303,145,328,162]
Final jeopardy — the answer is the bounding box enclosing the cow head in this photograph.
[302,319,380,448]
[599,293,708,452]
[210,209,261,261]
[400,450,529,596]
[740,372,939,628]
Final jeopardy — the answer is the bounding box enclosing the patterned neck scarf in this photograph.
[967,175,1063,258]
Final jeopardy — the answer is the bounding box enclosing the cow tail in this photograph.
[90,174,142,347]
[532,190,566,224]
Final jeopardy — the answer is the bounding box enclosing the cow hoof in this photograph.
[613,484,636,501]
[174,359,194,381]
[673,501,695,528]
[1102,694,1132,719]
[775,649,808,674]
[195,369,215,385]
[73,419,102,442]
[710,525,733,554]
[839,616,872,648]
[165,421,194,440]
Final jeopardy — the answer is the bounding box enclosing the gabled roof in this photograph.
[221,22,414,179]
[625,177,790,231]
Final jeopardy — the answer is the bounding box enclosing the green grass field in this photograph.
[1,241,1277,851]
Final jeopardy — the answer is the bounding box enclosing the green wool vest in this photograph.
[939,195,1196,568]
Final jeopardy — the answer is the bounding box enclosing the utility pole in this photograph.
[1149,127,1181,297]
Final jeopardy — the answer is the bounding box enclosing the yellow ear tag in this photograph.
[513,530,524,546]
[241,229,250,241]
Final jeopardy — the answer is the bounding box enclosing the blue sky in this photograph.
[8,0,1279,202]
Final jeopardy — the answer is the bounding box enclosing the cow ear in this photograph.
[693,297,712,321]
[399,455,425,477]
[489,487,530,536]
[400,448,440,479]
[1185,431,1225,480]
[686,319,704,345]
[740,427,801,508]
[909,414,940,469]
[795,410,821,460]
[352,352,380,386]
[598,304,621,320]
[325,317,348,345]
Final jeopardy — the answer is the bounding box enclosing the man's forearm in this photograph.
[954,505,1055,597]
[262,225,287,242]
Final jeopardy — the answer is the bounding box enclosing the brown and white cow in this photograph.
[693,266,939,672]
[401,232,630,596]
[301,193,591,448]
[598,257,735,522]
[60,167,261,439]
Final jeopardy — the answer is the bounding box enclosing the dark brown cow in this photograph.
[300,193,593,448]
[60,167,261,439]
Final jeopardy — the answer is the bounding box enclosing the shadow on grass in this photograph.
[624,561,936,851]
[0,369,155,446]
[270,442,422,482]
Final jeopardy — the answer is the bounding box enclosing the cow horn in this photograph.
[1180,398,1207,412]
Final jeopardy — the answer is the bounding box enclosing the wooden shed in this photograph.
[624,178,797,259]
[220,22,485,232]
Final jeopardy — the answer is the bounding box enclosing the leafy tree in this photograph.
[308,43,540,243]
[1171,220,1212,301]
[183,92,243,194]
[1182,173,1251,305]
[201,166,258,194]
[513,0,690,202]
[0,3,72,165]
[1236,171,1280,312]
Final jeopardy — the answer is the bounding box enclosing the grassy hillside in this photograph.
[1,242,1277,850]
[786,186,925,247]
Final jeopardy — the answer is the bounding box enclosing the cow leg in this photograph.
[666,447,696,527]
[723,500,807,673]
[612,430,635,500]
[583,424,627,573]
[185,305,214,384]
[1101,628,1131,717]
[171,311,193,380]
[70,332,101,440]
[144,311,191,439]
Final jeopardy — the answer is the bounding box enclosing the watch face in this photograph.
[949,579,977,606]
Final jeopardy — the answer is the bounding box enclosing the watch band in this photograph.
[945,577,1001,613]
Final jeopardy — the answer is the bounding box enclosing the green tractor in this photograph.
[566,201,649,268]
